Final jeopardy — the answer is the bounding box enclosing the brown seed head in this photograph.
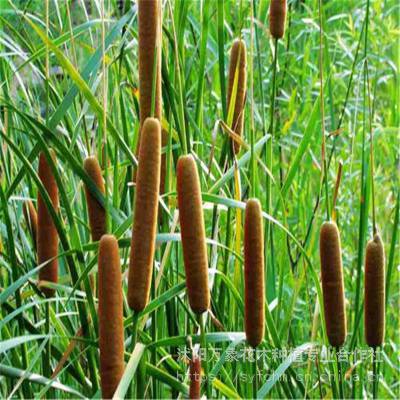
[37,150,59,298]
[98,235,124,399]
[83,156,106,242]
[269,0,287,39]
[227,39,247,154]
[177,155,210,314]
[319,221,347,347]
[244,198,265,348]
[189,355,202,399]
[128,118,161,311]
[364,233,385,348]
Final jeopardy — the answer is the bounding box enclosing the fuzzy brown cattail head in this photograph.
[244,198,265,348]
[83,156,106,242]
[37,150,59,298]
[227,39,247,154]
[137,0,162,140]
[176,155,210,314]
[364,233,385,348]
[269,0,287,39]
[136,0,167,196]
[98,234,124,399]
[319,221,347,347]
[23,200,38,247]
[128,118,161,311]
[189,355,202,400]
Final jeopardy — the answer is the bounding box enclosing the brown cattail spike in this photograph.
[23,200,38,247]
[269,0,287,39]
[98,235,124,399]
[83,156,106,242]
[128,118,161,311]
[244,198,265,348]
[177,155,210,314]
[189,355,202,400]
[364,233,385,348]
[319,221,347,347]
[227,39,247,154]
[136,0,167,196]
[37,150,59,298]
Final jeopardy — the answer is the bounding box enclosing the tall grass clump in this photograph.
[83,156,106,242]
[364,233,385,347]
[176,155,210,314]
[227,39,247,154]
[244,198,265,348]
[37,150,59,297]
[319,221,347,347]
[128,118,161,311]
[269,0,287,39]
[98,234,124,398]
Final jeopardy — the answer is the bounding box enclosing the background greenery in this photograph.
[0,0,398,398]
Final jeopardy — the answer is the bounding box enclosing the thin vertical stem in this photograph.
[366,63,376,234]
[101,0,109,234]
[130,311,139,399]
[199,314,210,398]
[318,0,330,221]
[336,347,344,399]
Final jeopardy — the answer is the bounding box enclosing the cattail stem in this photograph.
[372,348,380,398]
[198,314,210,398]
[44,302,53,398]
[129,311,139,399]
[366,63,376,235]
[335,347,344,399]
[331,161,343,221]
[318,0,331,221]
[252,356,258,398]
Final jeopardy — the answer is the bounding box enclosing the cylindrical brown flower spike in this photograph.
[269,0,287,39]
[98,235,124,399]
[23,200,38,247]
[176,155,210,314]
[319,221,347,347]
[227,39,247,154]
[189,355,202,400]
[136,0,167,196]
[244,198,265,348]
[83,156,106,242]
[37,150,59,298]
[364,233,385,348]
[128,118,161,311]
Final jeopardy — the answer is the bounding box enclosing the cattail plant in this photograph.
[176,155,210,314]
[189,355,202,400]
[319,221,347,347]
[128,118,161,311]
[83,156,106,242]
[23,200,37,246]
[98,235,124,399]
[136,0,167,195]
[364,233,385,348]
[37,150,59,297]
[244,198,265,348]
[227,39,247,154]
[269,0,287,39]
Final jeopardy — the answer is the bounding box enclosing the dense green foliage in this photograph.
[0,0,398,398]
